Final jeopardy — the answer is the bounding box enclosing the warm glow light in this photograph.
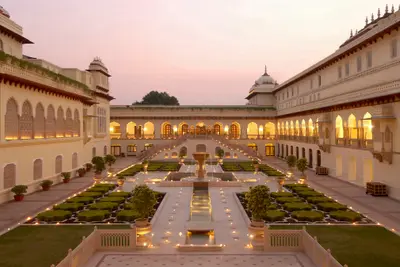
[109,126,114,132]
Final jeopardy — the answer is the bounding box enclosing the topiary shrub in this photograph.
[283,202,313,211]
[317,202,347,212]
[263,210,286,222]
[66,197,94,204]
[276,197,303,204]
[245,185,270,221]
[286,155,297,168]
[99,197,125,203]
[89,202,119,211]
[131,185,157,220]
[284,183,308,189]
[297,191,324,198]
[268,204,278,210]
[291,187,315,193]
[94,183,116,189]
[270,192,294,198]
[37,210,72,222]
[124,203,134,210]
[86,187,111,194]
[292,210,324,221]
[78,210,110,222]
[306,196,334,204]
[116,210,140,222]
[53,203,84,212]
[78,192,103,198]
[108,192,131,198]
[330,211,362,222]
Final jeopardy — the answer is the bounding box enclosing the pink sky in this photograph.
[3,0,394,105]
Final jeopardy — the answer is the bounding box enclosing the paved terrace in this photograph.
[0,157,137,234]
[264,158,400,233]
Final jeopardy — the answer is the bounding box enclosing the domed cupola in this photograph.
[87,57,111,77]
[245,66,278,106]
[254,66,276,86]
[0,6,10,18]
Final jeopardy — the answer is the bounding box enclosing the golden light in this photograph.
[109,126,114,132]
[224,126,229,132]
[173,126,178,132]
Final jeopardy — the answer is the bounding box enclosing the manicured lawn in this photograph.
[270,225,400,267]
[0,225,130,267]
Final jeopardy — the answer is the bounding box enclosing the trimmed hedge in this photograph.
[330,211,362,222]
[66,197,94,204]
[276,197,303,204]
[89,202,119,211]
[116,210,140,222]
[78,192,103,198]
[99,197,125,203]
[291,187,315,193]
[270,192,294,198]
[263,210,286,222]
[268,204,278,210]
[284,183,309,189]
[297,191,324,198]
[77,210,110,222]
[53,203,84,212]
[317,202,347,212]
[283,202,313,211]
[306,196,334,204]
[37,210,72,222]
[292,210,324,221]
[86,187,110,193]
[124,203,135,210]
[108,192,131,198]
[94,183,117,189]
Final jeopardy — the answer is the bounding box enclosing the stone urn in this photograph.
[276,176,285,191]
[248,220,265,250]
[135,219,152,247]
[117,177,125,187]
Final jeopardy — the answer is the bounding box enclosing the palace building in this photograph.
[110,6,400,200]
[0,7,113,203]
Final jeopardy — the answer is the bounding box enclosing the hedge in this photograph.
[276,197,303,204]
[330,211,362,222]
[306,196,333,204]
[116,210,140,222]
[78,192,103,198]
[108,192,131,198]
[77,210,110,222]
[66,197,94,204]
[283,202,313,211]
[291,210,324,222]
[53,203,84,212]
[270,192,294,198]
[99,197,126,204]
[263,210,286,222]
[317,202,347,212]
[37,210,72,222]
[89,202,119,211]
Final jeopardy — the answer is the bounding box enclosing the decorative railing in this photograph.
[52,227,137,267]
[264,228,346,267]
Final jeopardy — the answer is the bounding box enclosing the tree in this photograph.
[296,158,308,175]
[245,185,270,221]
[286,155,297,168]
[133,91,180,105]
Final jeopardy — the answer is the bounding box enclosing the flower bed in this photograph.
[26,184,165,224]
[236,183,373,224]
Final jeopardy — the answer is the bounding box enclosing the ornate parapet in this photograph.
[372,151,393,164]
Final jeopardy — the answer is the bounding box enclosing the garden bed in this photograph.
[24,183,166,224]
[236,184,374,224]
[221,161,285,176]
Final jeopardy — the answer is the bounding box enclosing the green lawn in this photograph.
[0,225,130,267]
[270,225,400,267]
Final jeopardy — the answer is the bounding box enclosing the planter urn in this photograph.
[63,178,70,184]
[248,220,265,250]
[14,195,24,201]
[117,179,125,187]
[42,186,50,191]
[135,219,152,247]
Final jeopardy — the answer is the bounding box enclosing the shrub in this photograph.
[104,154,116,166]
[37,210,72,222]
[54,203,84,212]
[61,172,71,180]
[284,183,308,189]
[296,158,308,175]
[86,187,110,193]
[286,155,297,168]
[94,183,116,189]
[66,197,94,204]
[292,210,324,221]
[268,204,278,210]
[92,156,106,174]
[270,192,294,198]
[11,185,28,196]
[245,185,270,221]
[291,187,314,193]
[317,202,347,212]
[99,197,125,203]
[276,197,303,204]
[124,203,134,210]
[263,210,286,222]
[40,180,53,187]
[306,196,333,204]
[330,211,362,222]
[78,192,103,198]
[89,202,119,211]
[108,192,131,198]
[297,191,324,198]
[283,202,313,211]
[131,185,157,219]
[116,210,141,222]
[77,210,110,222]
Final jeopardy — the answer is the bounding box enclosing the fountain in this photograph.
[192,152,209,179]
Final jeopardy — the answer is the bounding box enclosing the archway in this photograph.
[179,122,189,135]
[247,122,258,139]
[290,146,293,155]
[348,114,357,139]
[265,122,275,139]
[161,122,172,138]
[301,120,306,136]
[143,122,154,139]
[302,147,305,158]
[265,143,275,156]
[308,149,313,168]
[317,150,321,167]
[229,122,240,139]
[196,122,207,135]
[295,120,300,136]
[363,112,372,140]
[179,146,188,157]
[126,121,137,136]
[336,155,343,177]
[363,159,373,184]
[296,147,299,159]
[335,116,344,138]
[308,119,314,136]
[213,122,223,135]
[348,156,357,181]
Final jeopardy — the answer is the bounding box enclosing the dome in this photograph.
[248,66,278,93]
[255,66,276,85]
[0,6,10,18]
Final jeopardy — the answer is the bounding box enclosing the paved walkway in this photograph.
[0,157,137,234]
[264,158,400,233]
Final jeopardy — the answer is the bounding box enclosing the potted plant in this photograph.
[252,159,260,173]
[104,154,116,171]
[296,158,308,181]
[61,172,71,183]
[117,176,126,187]
[132,185,156,227]
[77,167,86,177]
[11,185,28,201]
[216,148,224,164]
[142,159,149,172]
[85,163,93,172]
[40,180,53,191]
[286,155,297,171]
[245,185,270,227]
[91,156,106,182]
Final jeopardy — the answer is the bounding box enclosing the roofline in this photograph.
[111,104,276,110]
[273,12,400,92]
[0,24,33,44]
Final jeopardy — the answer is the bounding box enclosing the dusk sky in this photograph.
[3,1,394,105]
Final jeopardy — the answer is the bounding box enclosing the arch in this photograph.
[33,103,45,139]
[290,146,293,155]
[265,122,275,138]
[213,122,223,135]
[73,109,80,137]
[104,145,107,155]
[143,121,154,139]
[126,121,137,135]
[161,122,172,137]
[3,163,16,189]
[164,152,169,159]
[308,149,313,168]
[72,152,78,169]
[295,120,300,136]
[171,152,178,158]
[335,115,344,138]
[92,147,96,158]
[296,147,299,159]
[5,98,19,140]
[302,147,306,158]
[247,122,258,139]
[348,156,356,181]
[179,146,188,157]
[285,121,289,135]
[348,114,357,139]
[46,105,56,138]
[33,159,43,180]
[65,108,73,137]
[336,155,343,177]
[229,122,240,139]
[109,121,121,133]
[179,122,189,135]
[363,112,372,140]
[277,122,281,135]
[20,100,33,139]
[195,122,206,135]
[55,155,63,174]
[265,143,275,156]
[196,144,207,152]
[308,118,314,136]
[289,121,294,135]
[56,106,65,137]
[301,119,306,136]
[317,150,321,167]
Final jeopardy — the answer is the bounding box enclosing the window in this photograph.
[291,88,294,96]
[310,79,313,89]
[367,51,372,68]
[282,93,284,100]
[391,39,398,58]
[317,93,320,100]
[97,107,107,133]
[318,75,321,87]
[127,145,137,152]
[345,63,350,76]
[338,66,342,79]
[286,90,289,98]
[357,56,362,72]
[297,86,299,95]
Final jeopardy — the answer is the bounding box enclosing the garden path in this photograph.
[264,158,400,234]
